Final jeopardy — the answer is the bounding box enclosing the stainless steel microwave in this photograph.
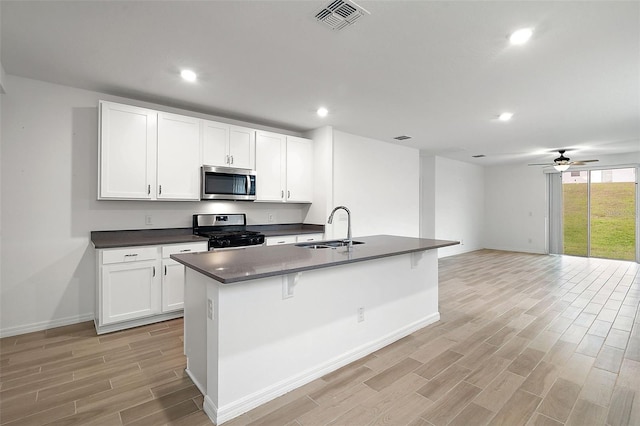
[201,166,257,201]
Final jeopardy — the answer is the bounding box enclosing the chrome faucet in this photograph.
[328,206,352,251]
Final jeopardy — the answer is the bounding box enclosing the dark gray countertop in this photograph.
[247,223,325,237]
[171,235,459,284]
[90,223,324,248]
[91,228,208,249]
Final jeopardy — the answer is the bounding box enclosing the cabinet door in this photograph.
[228,125,255,170]
[157,113,201,200]
[99,101,157,199]
[202,119,230,167]
[101,260,161,325]
[162,259,186,312]
[286,136,313,203]
[256,131,286,202]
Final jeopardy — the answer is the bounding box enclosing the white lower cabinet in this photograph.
[96,241,207,334]
[101,260,161,325]
[160,242,207,313]
[162,259,186,312]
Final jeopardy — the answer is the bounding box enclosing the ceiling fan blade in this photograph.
[528,163,554,166]
[571,160,599,165]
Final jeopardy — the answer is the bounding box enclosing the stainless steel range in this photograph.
[193,213,265,250]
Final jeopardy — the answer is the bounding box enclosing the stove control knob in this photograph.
[249,237,256,245]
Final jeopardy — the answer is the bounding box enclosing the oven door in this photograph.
[201,166,257,201]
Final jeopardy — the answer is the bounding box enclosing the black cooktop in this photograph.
[193,214,265,249]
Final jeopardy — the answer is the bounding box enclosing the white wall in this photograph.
[0,75,310,336]
[303,126,333,225]
[484,164,547,254]
[420,155,436,239]
[433,156,485,257]
[331,131,420,239]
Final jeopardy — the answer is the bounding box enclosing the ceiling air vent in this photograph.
[314,0,370,31]
[394,135,412,141]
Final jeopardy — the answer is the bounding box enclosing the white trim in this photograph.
[206,312,440,425]
[94,311,184,335]
[542,162,640,174]
[0,313,94,338]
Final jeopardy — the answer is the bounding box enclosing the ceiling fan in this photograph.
[528,150,599,172]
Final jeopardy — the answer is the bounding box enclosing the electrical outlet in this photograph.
[357,307,364,322]
[145,215,153,225]
[267,213,274,223]
[207,299,213,320]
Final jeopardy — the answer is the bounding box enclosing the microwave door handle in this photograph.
[246,175,251,194]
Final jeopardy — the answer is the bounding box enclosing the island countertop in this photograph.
[171,235,458,284]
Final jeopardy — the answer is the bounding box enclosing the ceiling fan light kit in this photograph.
[528,149,599,172]
[553,163,571,172]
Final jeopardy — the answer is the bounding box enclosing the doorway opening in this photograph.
[562,168,636,261]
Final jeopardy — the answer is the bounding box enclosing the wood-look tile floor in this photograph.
[1,250,639,426]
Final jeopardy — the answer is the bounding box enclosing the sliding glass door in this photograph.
[560,168,637,261]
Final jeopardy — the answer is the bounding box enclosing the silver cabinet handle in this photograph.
[124,254,138,258]
[226,155,230,164]
[230,155,234,164]
[153,266,156,277]
[281,190,284,199]
[287,190,291,199]
[179,249,191,252]
[158,185,162,195]
[164,265,167,275]
[147,185,151,195]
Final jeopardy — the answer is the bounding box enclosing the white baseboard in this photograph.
[0,313,95,338]
[94,311,183,335]
[206,312,440,425]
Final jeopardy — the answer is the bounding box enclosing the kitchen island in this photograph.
[171,235,457,425]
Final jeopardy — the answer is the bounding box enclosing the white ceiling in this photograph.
[1,1,638,166]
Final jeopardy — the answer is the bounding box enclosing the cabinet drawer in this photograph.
[102,246,158,265]
[162,242,208,258]
[265,235,297,246]
[295,233,324,243]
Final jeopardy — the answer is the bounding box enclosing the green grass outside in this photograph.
[563,182,636,261]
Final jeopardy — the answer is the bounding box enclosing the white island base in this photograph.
[183,250,439,425]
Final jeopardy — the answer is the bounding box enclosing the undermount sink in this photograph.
[295,240,365,249]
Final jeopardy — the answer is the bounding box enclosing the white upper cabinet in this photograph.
[256,131,286,202]
[99,101,157,199]
[202,120,255,170]
[286,136,313,203]
[229,125,255,169]
[99,101,201,201]
[255,131,313,203]
[157,112,201,200]
[202,120,229,167]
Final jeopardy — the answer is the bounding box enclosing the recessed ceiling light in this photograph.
[509,28,533,45]
[317,107,329,117]
[180,69,197,82]
[498,112,514,121]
